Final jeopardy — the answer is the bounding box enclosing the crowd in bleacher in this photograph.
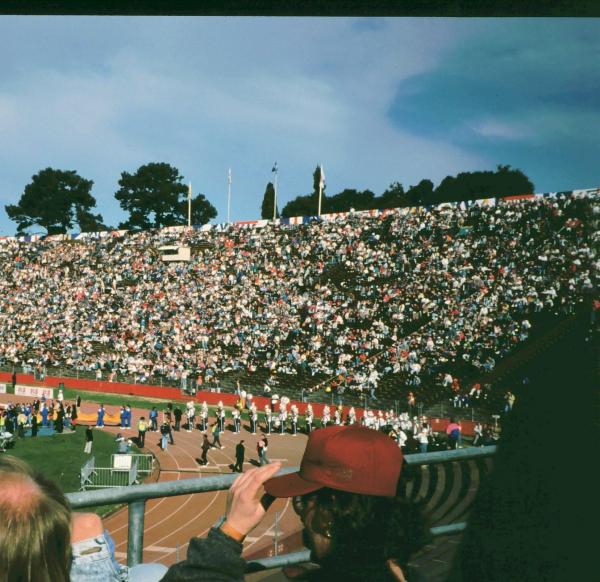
[0,193,596,406]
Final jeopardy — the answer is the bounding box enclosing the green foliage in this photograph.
[324,189,376,213]
[378,182,406,208]
[281,194,316,218]
[260,182,279,219]
[405,179,436,207]
[115,163,216,230]
[5,168,105,234]
[434,165,534,204]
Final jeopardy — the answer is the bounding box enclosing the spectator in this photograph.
[84,426,93,454]
[446,418,461,450]
[162,425,430,581]
[0,455,167,582]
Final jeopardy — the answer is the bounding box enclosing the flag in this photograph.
[319,164,325,189]
[272,162,278,173]
[228,168,232,184]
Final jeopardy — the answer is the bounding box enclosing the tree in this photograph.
[405,179,436,207]
[188,193,217,225]
[434,165,534,204]
[377,182,406,209]
[281,195,315,218]
[281,165,325,218]
[260,182,279,219]
[324,189,376,213]
[5,168,105,234]
[114,163,216,230]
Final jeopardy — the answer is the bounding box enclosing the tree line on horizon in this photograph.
[262,164,534,219]
[5,162,533,235]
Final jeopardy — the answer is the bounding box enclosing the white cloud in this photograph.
[471,119,533,140]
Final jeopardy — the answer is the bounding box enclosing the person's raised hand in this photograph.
[224,462,281,537]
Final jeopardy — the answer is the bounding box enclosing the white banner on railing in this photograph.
[15,385,54,399]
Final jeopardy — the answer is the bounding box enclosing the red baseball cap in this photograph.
[264,425,403,499]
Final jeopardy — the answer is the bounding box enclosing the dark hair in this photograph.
[304,465,430,578]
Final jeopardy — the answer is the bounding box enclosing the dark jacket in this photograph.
[160,528,245,581]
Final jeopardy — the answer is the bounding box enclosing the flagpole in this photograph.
[273,165,278,222]
[188,182,192,227]
[227,168,232,224]
[318,164,324,218]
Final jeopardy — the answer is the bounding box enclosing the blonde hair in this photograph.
[0,456,72,582]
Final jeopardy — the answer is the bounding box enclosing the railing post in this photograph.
[274,511,280,556]
[127,499,146,567]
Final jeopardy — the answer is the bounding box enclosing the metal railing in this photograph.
[111,454,155,476]
[79,454,154,490]
[66,446,497,571]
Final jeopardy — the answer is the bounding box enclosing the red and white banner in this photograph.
[15,385,54,399]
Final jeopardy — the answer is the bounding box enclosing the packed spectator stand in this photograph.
[0,190,597,416]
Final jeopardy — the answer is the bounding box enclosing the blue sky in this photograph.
[0,17,598,234]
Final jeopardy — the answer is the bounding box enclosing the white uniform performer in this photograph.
[278,400,288,435]
[322,405,331,428]
[377,411,386,432]
[200,401,209,432]
[290,404,299,436]
[398,429,408,450]
[305,404,314,434]
[250,403,258,434]
[334,406,342,426]
[186,401,196,432]
[217,401,226,432]
[232,408,241,434]
[361,408,369,427]
[264,405,272,434]
[348,407,356,425]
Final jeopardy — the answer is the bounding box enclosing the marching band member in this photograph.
[360,408,368,427]
[278,400,288,435]
[264,404,272,435]
[290,404,299,436]
[305,404,313,434]
[232,407,241,434]
[200,401,209,432]
[333,405,342,426]
[347,406,356,425]
[321,405,331,428]
[217,401,226,432]
[186,400,195,432]
[250,402,258,434]
[377,410,386,432]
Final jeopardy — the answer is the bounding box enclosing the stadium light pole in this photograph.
[187,182,192,227]
[317,164,325,218]
[227,168,232,224]
[272,162,278,221]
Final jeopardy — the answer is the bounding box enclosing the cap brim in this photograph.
[264,471,323,498]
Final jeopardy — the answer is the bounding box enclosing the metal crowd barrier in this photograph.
[66,446,497,570]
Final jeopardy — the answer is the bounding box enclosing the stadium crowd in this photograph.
[0,193,596,408]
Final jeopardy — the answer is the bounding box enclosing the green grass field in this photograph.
[4,427,138,516]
